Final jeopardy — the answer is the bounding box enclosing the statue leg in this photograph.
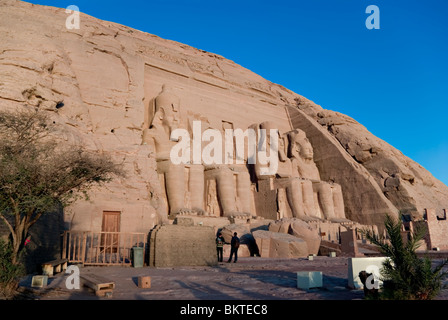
[332,184,346,219]
[314,182,336,220]
[216,168,237,216]
[165,164,185,215]
[236,171,251,214]
[302,180,318,218]
[189,165,205,212]
[286,179,305,218]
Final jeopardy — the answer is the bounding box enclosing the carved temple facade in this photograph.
[2,1,448,267]
[142,84,350,224]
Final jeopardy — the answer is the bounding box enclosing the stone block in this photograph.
[221,224,258,256]
[149,225,217,267]
[289,219,321,255]
[31,275,48,288]
[268,219,290,233]
[138,276,151,289]
[249,219,272,233]
[174,216,230,230]
[229,216,251,225]
[341,229,360,256]
[220,224,251,244]
[253,231,271,257]
[253,230,309,258]
[297,271,322,290]
[348,257,387,289]
[329,251,337,257]
[223,243,250,258]
[174,216,195,226]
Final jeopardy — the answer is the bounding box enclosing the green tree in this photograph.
[0,109,124,266]
[362,214,448,300]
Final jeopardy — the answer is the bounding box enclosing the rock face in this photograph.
[1,0,448,254]
[314,110,448,220]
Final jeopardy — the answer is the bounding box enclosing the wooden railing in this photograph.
[62,231,147,266]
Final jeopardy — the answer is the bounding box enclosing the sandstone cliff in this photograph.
[1,0,447,231]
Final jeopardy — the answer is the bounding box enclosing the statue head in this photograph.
[259,121,284,151]
[288,129,314,161]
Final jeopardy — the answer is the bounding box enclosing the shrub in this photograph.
[0,239,24,299]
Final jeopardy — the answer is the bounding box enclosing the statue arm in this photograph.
[142,127,159,146]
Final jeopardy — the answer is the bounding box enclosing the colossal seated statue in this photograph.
[201,117,252,218]
[251,121,346,222]
[143,85,252,219]
[143,85,204,217]
[287,129,346,221]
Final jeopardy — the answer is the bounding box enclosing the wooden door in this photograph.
[101,211,121,253]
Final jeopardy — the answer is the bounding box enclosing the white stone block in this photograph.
[329,251,336,257]
[347,257,387,289]
[297,271,322,290]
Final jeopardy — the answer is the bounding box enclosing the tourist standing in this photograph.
[216,232,225,262]
[227,232,240,263]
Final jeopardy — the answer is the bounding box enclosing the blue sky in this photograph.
[26,0,448,186]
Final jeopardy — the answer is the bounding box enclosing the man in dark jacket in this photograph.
[227,232,240,263]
